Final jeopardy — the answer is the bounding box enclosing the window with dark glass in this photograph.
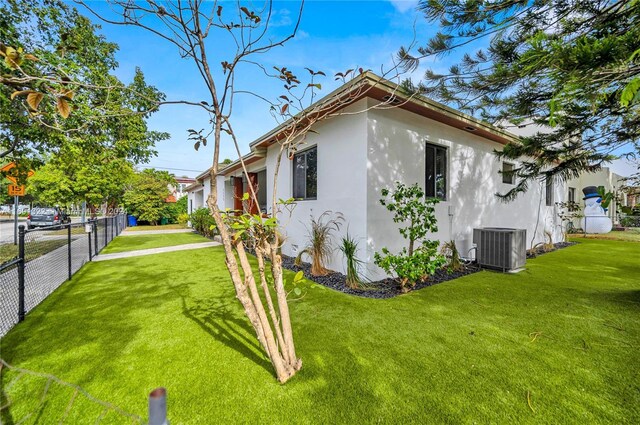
[568,187,576,204]
[545,175,554,206]
[292,147,317,200]
[425,143,447,200]
[502,162,515,185]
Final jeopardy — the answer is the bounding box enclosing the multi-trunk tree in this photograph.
[76,0,411,382]
[399,0,640,198]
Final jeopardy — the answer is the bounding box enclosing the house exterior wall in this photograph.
[187,188,204,213]
[365,102,564,280]
[267,99,369,275]
[187,98,567,281]
[186,175,220,215]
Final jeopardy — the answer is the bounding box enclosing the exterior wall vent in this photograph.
[472,228,526,272]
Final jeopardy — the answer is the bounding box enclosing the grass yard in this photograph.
[100,232,209,254]
[571,228,640,243]
[127,223,189,231]
[1,237,638,424]
[0,238,69,265]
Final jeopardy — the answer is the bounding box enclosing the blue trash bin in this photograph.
[127,215,138,227]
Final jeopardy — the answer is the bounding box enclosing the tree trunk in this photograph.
[207,172,301,383]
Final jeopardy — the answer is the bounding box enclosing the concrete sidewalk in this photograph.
[93,241,219,261]
[120,229,194,236]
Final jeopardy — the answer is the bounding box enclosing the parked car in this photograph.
[27,207,71,229]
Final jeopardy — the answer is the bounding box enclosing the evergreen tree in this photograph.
[400,0,640,198]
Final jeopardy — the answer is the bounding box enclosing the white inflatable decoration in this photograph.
[580,186,612,234]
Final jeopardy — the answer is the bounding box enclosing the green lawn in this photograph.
[571,228,640,243]
[0,238,69,265]
[100,232,209,254]
[127,223,189,231]
[1,238,638,424]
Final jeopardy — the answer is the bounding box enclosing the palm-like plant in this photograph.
[294,211,344,276]
[440,240,463,272]
[339,233,364,288]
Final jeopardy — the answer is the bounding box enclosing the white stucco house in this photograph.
[188,73,566,280]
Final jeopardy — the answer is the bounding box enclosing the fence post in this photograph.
[18,225,25,322]
[148,387,168,425]
[67,223,72,281]
[94,220,98,254]
[88,222,93,261]
[104,217,108,247]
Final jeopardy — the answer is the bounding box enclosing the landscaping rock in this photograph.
[280,254,481,299]
[526,241,576,259]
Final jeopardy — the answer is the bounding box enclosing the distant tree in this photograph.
[0,178,12,205]
[123,169,174,224]
[400,0,640,199]
[28,147,135,210]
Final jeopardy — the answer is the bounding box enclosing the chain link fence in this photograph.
[619,213,640,228]
[1,359,169,424]
[0,214,127,336]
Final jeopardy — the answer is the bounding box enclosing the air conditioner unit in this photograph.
[472,228,526,272]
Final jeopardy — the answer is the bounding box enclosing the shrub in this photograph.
[162,196,188,223]
[190,207,216,237]
[373,182,445,291]
[177,213,190,225]
[440,240,463,273]
[620,215,640,227]
[294,211,343,276]
[375,245,445,289]
[339,233,364,288]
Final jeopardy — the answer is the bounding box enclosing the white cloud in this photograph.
[295,30,309,40]
[387,0,419,13]
[270,8,292,27]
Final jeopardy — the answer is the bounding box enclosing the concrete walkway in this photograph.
[93,241,219,262]
[120,228,194,236]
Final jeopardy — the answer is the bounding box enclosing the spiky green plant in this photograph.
[339,233,364,289]
[440,240,463,273]
[295,211,343,276]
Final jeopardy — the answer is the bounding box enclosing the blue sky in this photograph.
[78,1,636,178]
[78,0,442,177]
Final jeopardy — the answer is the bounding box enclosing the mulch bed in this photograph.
[526,241,576,259]
[280,254,481,299]
[275,241,577,299]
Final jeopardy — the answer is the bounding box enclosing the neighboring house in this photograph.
[566,168,629,223]
[188,73,565,280]
[503,120,632,224]
[169,176,196,201]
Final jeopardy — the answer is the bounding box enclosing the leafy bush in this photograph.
[375,245,445,289]
[190,207,216,237]
[620,215,640,227]
[339,233,364,288]
[373,182,445,291]
[294,211,343,276]
[177,213,190,225]
[161,196,188,223]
